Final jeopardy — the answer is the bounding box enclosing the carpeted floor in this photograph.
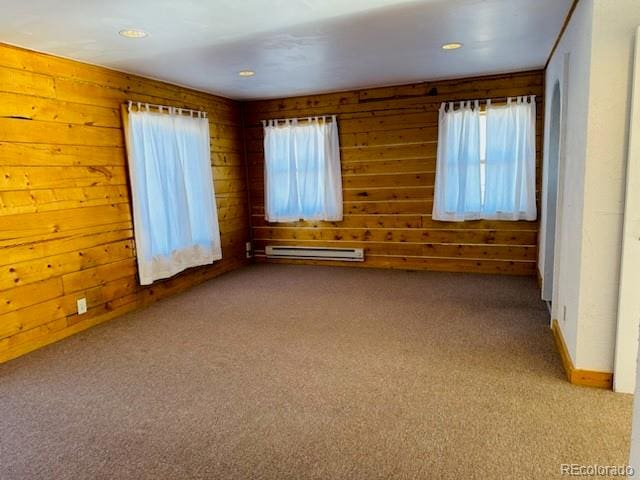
[0,264,632,480]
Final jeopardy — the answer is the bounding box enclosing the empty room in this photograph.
[2,0,640,478]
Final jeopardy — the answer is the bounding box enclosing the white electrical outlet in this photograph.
[77,298,87,315]
[245,241,252,258]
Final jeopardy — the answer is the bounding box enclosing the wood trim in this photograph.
[551,319,613,389]
[240,104,255,260]
[545,0,580,69]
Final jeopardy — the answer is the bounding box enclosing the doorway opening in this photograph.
[542,82,562,303]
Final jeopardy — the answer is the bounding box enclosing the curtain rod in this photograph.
[127,101,208,118]
[441,95,536,109]
[262,114,336,126]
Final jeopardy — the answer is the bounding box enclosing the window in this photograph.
[124,104,222,285]
[432,97,537,222]
[263,116,343,222]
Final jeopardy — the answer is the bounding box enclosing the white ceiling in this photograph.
[1,0,572,100]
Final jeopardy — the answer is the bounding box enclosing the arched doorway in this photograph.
[542,82,562,302]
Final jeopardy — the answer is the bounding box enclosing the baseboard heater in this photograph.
[265,245,364,262]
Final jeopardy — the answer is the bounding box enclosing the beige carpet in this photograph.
[0,264,632,480]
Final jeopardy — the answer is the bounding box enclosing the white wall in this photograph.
[615,27,640,394]
[540,0,640,377]
[540,0,593,364]
[628,297,640,475]
[630,372,640,476]
[578,0,640,374]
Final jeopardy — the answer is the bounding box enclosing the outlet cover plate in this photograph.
[77,298,87,315]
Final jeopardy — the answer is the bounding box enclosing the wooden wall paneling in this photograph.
[243,70,544,274]
[0,43,250,363]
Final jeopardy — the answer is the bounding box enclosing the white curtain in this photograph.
[432,96,537,221]
[483,96,537,220]
[263,116,342,222]
[432,101,483,221]
[125,106,222,285]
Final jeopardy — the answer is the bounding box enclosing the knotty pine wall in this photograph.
[243,70,543,275]
[0,44,250,362]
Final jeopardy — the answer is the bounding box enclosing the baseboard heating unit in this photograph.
[265,246,364,262]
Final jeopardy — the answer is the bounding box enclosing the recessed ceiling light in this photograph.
[238,70,255,77]
[442,42,463,50]
[119,29,148,39]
